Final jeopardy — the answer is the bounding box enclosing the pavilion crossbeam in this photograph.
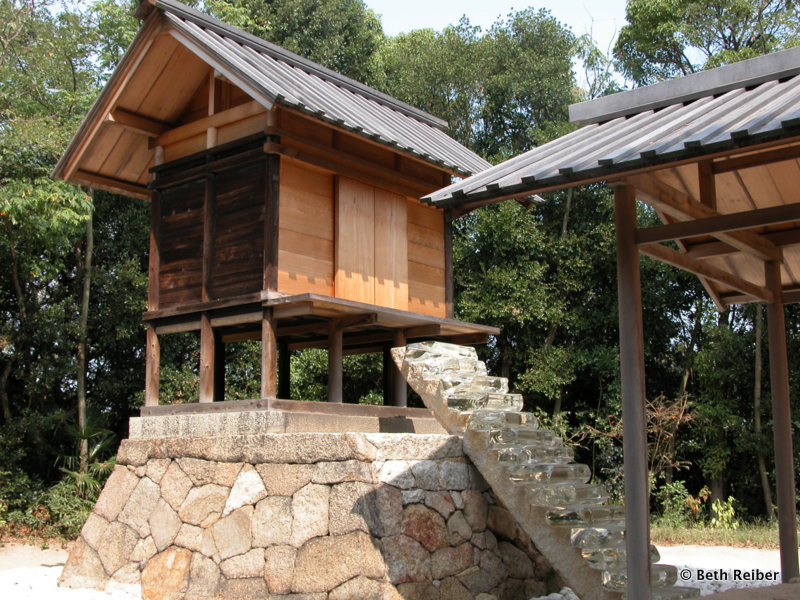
[638,242,774,303]
[625,174,783,262]
[636,202,800,245]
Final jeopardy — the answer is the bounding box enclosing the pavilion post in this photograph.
[614,184,651,599]
[391,329,407,407]
[145,325,159,407]
[278,341,290,399]
[328,321,343,403]
[199,313,215,403]
[261,307,277,399]
[764,260,800,582]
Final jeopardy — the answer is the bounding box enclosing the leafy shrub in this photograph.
[710,496,740,530]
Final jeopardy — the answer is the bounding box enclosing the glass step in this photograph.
[491,444,574,465]
[528,483,609,508]
[490,428,557,447]
[582,544,660,570]
[602,564,678,592]
[468,410,539,431]
[507,462,591,485]
[570,526,626,550]
[547,504,626,527]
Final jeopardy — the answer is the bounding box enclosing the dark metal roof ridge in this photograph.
[570,46,800,126]
[152,0,449,130]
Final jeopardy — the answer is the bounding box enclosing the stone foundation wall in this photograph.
[59,432,556,599]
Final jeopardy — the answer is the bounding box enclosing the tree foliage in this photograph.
[615,0,800,85]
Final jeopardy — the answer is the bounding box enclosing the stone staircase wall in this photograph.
[59,431,559,600]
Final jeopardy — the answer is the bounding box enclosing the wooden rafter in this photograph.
[639,242,774,303]
[625,174,782,262]
[73,169,150,200]
[636,202,800,245]
[106,108,170,137]
[712,143,800,173]
[686,228,800,258]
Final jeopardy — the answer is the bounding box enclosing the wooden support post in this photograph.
[765,260,800,583]
[199,313,215,403]
[263,152,280,291]
[383,344,393,405]
[148,191,160,311]
[391,329,407,407]
[261,308,277,399]
[328,321,343,403]
[444,209,455,319]
[145,325,160,406]
[614,184,651,600]
[278,341,290,399]
[213,334,225,402]
[202,174,215,302]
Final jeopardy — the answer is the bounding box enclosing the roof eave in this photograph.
[52,11,165,183]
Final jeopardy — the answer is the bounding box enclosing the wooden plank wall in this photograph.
[278,160,335,296]
[408,200,446,317]
[158,178,205,306]
[336,177,376,302]
[375,189,408,310]
[213,161,265,298]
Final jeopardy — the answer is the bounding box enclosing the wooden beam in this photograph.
[106,108,170,137]
[264,154,279,291]
[202,174,215,302]
[267,126,442,196]
[688,228,800,258]
[264,141,434,199]
[639,242,774,302]
[636,202,800,246]
[765,260,800,582]
[148,191,161,311]
[213,333,225,402]
[154,100,265,148]
[328,321,343,403]
[698,160,716,209]
[145,326,160,407]
[444,209,455,319]
[199,313,214,403]
[404,324,442,339]
[279,104,460,178]
[626,174,782,261]
[712,143,800,173]
[73,169,149,200]
[391,329,407,407]
[278,341,290,399]
[614,184,652,600]
[261,307,277,399]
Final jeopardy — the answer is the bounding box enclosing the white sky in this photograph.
[365,1,629,55]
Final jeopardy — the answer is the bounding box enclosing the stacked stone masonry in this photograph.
[59,432,557,600]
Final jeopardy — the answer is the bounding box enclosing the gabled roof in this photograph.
[425,46,800,210]
[53,0,489,197]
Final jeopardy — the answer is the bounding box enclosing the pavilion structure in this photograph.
[425,48,800,598]
[52,0,496,410]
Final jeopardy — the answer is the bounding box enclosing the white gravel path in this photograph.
[0,541,792,599]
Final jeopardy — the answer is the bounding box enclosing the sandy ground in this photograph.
[0,540,797,598]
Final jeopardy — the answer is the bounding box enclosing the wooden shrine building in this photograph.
[53,0,496,407]
[425,48,800,597]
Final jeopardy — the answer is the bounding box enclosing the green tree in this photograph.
[615,0,800,85]
[211,0,385,82]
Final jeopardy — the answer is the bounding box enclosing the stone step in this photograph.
[394,341,700,600]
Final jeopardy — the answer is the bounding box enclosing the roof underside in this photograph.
[424,49,800,307]
[53,0,489,196]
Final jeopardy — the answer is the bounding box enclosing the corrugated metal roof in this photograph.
[157,0,490,176]
[425,59,800,206]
